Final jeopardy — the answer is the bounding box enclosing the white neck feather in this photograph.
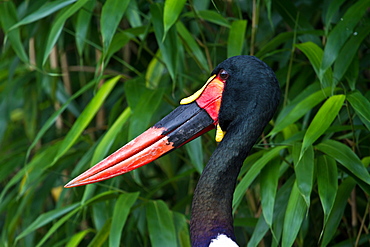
[209,234,239,247]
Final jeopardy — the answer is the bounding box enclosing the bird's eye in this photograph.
[219,69,229,80]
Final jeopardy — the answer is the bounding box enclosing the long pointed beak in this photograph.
[65,75,225,188]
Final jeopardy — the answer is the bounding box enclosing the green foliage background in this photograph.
[0,0,369,246]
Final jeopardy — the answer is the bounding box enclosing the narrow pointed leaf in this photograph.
[233,146,286,209]
[42,0,90,65]
[347,90,370,129]
[91,107,131,165]
[316,140,370,186]
[271,87,333,136]
[147,200,177,247]
[321,0,370,73]
[227,20,247,57]
[282,181,307,247]
[260,158,280,227]
[333,24,370,82]
[163,0,186,40]
[53,76,120,164]
[295,42,332,88]
[293,143,314,206]
[316,155,337,224]
[301,94,345,156]
[320,178,356,247]
[10,0,77,30]
[176,22,209,71]
[16,203,80,240]
[66,229,95,247]
[0,2,28,63]
[101,0,130,54]
[110,192,139,247]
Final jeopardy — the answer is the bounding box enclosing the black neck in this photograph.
[190,116,266,247]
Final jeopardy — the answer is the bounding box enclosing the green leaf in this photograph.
[147,200,177,247]
[10,0,77,30]
[75,0,95,56]
[320,178,356,247]
[145,51,166,89]
[260,158,280,227]
[36,206,82,247]
[42,0,91,65]
[323,0,346,29]
[282,181,307,247]
[66,229,95,247]
[316,140,370,186]
[195,10,230,27]
[321,0,370,73]
[53,76,120,165]
[0,1,28,63]
[301,94,345,156]
[293,143,314,206]
[176,22,209,71]
[16,203,80,241]
[163,0,186,40]
[295,42,332,88]
[101,0,130,54]
[91,107,131,165]
[333,24,370,83]
[173,213,191,247]
[316,155,337,224]
[110,192,139,247]
[150,3,179,81]
[227,20,247,57]
[185,137,204,174]
[124,78,164,139]
[26,80,95,163]
[233,146,286,209]
[347,90,370,130]
[271,87,333,136]
[88,218,112,247]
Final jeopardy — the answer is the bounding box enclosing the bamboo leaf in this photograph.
[176,22,209,71]
[42,0,91,65]
[320,178,356,247]
[316,140,370,186]
[301,95,345,156]
[163,0,186,40]
[66,229,95,247]
[147,200,177,247]
[271,87,333,136]
[227,20,247,57]
[0,1,28,63]
[110,192,139,247]
[185,137,204,174]
[10,0,77,30]
[91,107,131,165]
[16,203,80,241]
[101,0,130,54]
[293,143,314,206]
[316,155,338,224]
[333,24,370,83]
[321,0,370,73]
[53,76,120,165]
[282,181,307,247]
[347,90,370,130]
[233,146,286,209]
[260,158,280,227]
[75,0,95,56]
[88,218,112,247]
[295,42,332,88]
[150,3,179,81]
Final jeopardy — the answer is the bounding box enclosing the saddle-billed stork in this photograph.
[65,55,280,247]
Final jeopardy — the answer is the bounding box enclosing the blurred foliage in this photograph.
[0,0,370,246]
